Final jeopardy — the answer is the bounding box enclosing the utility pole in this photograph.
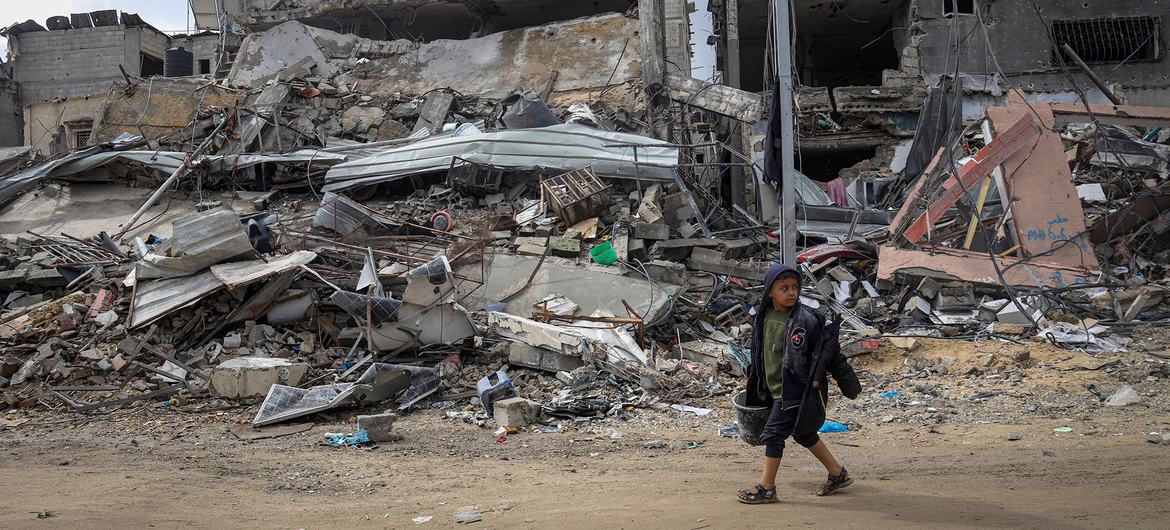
[771,0,797,265]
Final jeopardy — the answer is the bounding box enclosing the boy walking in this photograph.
[737,263,862,504]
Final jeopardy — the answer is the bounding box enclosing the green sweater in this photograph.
[762,307,789,399]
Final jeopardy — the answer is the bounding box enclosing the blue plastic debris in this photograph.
[879,390,901,399]
[728,343,752,370]
[819,420,850,433]
[719,425,742,438]
[325,428,371,446]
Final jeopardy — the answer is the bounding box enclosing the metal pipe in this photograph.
[1059,43,1122,105]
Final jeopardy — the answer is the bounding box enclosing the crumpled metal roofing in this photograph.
[0,147,348,208]
[322,124,679,192]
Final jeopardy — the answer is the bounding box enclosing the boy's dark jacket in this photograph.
[746,263,862,431]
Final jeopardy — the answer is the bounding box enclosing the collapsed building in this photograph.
[0,1,1166,440]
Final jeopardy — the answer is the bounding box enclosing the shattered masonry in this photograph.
[0,0,1166,451]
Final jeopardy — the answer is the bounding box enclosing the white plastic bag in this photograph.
[1104,385,1141,407]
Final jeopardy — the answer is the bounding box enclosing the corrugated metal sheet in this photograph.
[210,250,317,288]
[129,270,223,329]
[312,192,402,236]
[135,209,256,281]
[322,124,679,192]
[1,147,347,208]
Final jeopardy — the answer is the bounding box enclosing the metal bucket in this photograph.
[732,390,771,446]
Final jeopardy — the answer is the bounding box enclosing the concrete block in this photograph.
[633,222,670,241]
[514,236,548,248]
[663,204,695,225]
[662,191,688,212]
[493,397,541,428]
[516,243,547,256]
[673,340,723,365]
[639,260,687,285]
[721,238,757,259]
[357,412,400,442]
[902,296,932,319]
[996,302,1040,326]
[934,284,976,311]
[828,265,857,284]
[507,342,584,373]
[627,238,646,261]
[547,236,581,258]
[0,269,29,289]
[211,357,308,399]
[688,247,767,281]
[653,237,720,261]
[26,268,66,287]
[915,277,942,299]
[676,223,698,239]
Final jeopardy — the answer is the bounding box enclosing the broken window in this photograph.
[199,59,211,75]
[65,120,93,150]
[141,53,164,77]
[72,129,92,149]
[944,0,975,16]
[1053,17,1162,64]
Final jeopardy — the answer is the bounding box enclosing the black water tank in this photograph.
[70,13,93,28]
[46,16,72,30]
[164,47,194,77]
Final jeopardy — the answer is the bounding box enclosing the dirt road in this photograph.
[3,409,1168,529]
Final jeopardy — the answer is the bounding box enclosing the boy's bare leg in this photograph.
[760,457,782,488]
[807,440,844,476]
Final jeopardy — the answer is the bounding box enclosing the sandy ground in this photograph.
[3,400,1168,529]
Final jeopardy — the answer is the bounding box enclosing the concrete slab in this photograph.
[0,183,246,241]
[459,253,680,322]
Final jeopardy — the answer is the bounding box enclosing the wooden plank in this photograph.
[902,115,1039,244]
[662,74,764,123]
[961,176,993,249]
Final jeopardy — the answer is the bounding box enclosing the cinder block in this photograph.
[634,222,670,241]
[721,238,757,259]
[547,236,580,258]
[507,342,584,373]
[210,357,308,399]
[357,412,399,442]
[493,397,541,428]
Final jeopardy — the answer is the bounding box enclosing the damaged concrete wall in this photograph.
[231,0,636,42]
[226,21,418,88]
[171,33,222,76]
[91,78,244,145]
[913,0,1170,105]
[230,14,643,102]
[0,66,21,147]
[8,25,171,104]
[23,96,104,156]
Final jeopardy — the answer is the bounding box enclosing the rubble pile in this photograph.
[0,6,1167,448]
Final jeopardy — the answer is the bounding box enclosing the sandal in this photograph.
[815,468,853,496]
[736,484,778,504]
